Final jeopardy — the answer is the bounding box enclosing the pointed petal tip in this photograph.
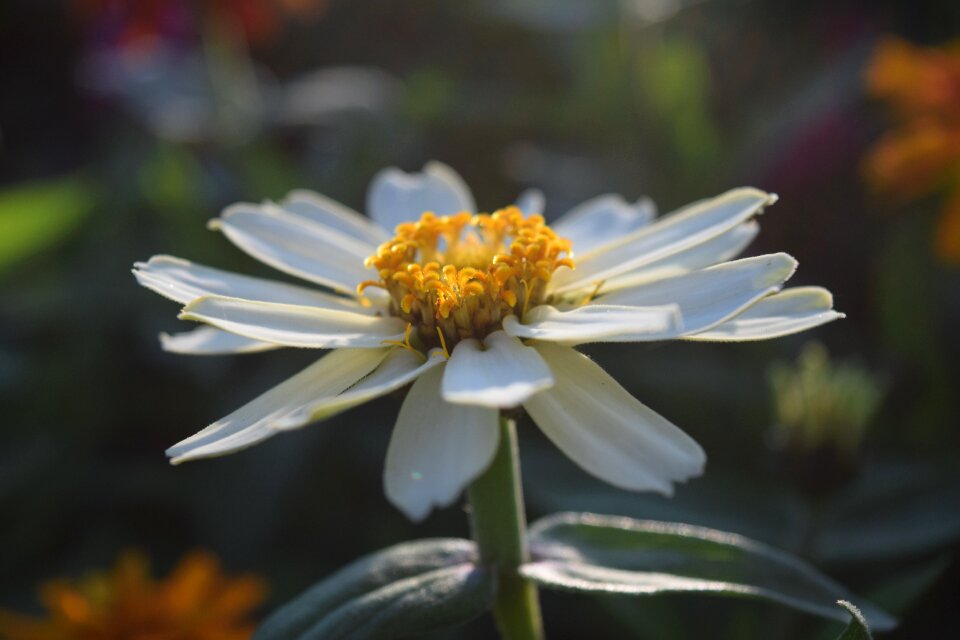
[165,448,188,465]
[775,252,799,282]
[722,187,777,208]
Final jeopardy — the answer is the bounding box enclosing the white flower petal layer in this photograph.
[211,204,374,294]
[280,190,390,245]
[160,326,279,355]
[368,161,476,232]
[601,221,759,292]
[516,189,545,216]
[180,296,406,348]
[442,331,554,408]
[167,347,390,463]
[553,194,656,255]
[597,254,797,335]
[550,188,776,294]
[524,343,705,495]
[274,348,447,429]
[384,365,499,522]
[133,255,367,311]
[685,287,843,341]
[503,304,683,346]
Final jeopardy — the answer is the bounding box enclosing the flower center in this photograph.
[359,206,574,352]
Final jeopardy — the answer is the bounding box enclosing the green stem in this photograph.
[467,417,544,640]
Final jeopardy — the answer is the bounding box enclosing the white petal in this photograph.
[596,254,797,335]
[167,348,390,463]
[524,342,705,494]
[516,189,545,216]
[384,365,499,521]
[133,255,368,311]
[503,304,682,346]
[280,189,390,244]
[274,347,447,429]
[600,221,759,292]
[179,296,405,348]
[685,287,844,341]
[211,203,374,294]
[160,326,279,355]
[550,188,776,294]
[367,161,476,232]
[553,194,656,254]
[442,331,554,408]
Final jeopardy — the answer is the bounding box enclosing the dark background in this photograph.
[1,1,959,638]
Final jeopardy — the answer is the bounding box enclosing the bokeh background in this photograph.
[2,0,959,638]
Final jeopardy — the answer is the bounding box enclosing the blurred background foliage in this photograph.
[1,0,959,638]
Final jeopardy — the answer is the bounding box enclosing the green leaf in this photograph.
[835,601,873,640]
[522,512,896,632]
[0,176,95,274]
[255,538,494,640]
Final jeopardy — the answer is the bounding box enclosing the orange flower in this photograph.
[867,37,960,117]
[864,36,960,263]
[0,550,266,640]
[863,119,960,202]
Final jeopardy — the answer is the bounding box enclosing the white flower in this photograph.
[134,161,842,521]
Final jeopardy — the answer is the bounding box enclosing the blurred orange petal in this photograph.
[162,550,221,616]
[867,36,960,117]
[2,550,265,640]
[867,37,921,101]
[209,575,268,619]
[863,121,960,201]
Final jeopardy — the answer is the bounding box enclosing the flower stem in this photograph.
[467,416,544,640]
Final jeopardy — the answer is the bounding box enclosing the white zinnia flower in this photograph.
[134,161,842,521]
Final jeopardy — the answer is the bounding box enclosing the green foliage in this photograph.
[139,144,205,214]
[521,512,896,632]
[254,538,494,640]
[876,214,955,438]
[0,175,95,274]
[639,37,722,182]
[834,601,873,640]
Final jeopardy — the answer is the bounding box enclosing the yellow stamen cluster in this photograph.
[360,206,574,351]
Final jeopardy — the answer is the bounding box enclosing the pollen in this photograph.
[361,206,574,350]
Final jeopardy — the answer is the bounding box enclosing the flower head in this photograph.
[864,37,960,262]
[769,342,884,455]
[134,161,842,521]
[0,550,266,640]
[360,206,574,351]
